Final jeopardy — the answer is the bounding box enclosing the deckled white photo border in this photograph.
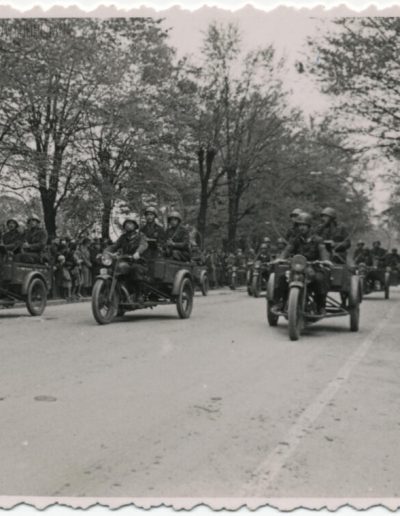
[0,2,398,513]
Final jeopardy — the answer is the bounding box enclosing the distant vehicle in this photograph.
[0,247,50,316]
[356,263,391,299]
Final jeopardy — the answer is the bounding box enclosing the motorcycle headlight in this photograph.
[101,253,113,267]
[291,254,307,272]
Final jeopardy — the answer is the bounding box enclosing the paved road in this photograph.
[1,288,400,500]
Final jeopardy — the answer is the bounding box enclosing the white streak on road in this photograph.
[243,304,397,497]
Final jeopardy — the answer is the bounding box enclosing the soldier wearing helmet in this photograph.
[106,216,148,258]
[285,208,303,241]
[385,247,400,269]
[353,240,372,266]
[164,211,191,262]
[370,240,387,268]
[141,206,165,260]
[316,207,351,264]
[2,219,23,255]
[273,212,331,315]
[16,215,48,263]
[256,242,271,263]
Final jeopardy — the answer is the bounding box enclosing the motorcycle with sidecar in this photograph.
[91,251,194,324]
[0,246,50,316]
[266,255,362,341]
[356,261,391,299]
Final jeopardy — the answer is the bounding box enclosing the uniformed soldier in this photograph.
[370,240,387,267]
[16,216,48,263]
[274,212,332,315]
[353,241,372,266]
[106,217,149,301]
[106,217,148,258]
[141,206,165,260]
[2,219,23,254]
[256,242,271,263]
[164,211,191,262]
[316,207,351,264]
[285,208,303,241]
[385,248,400,269]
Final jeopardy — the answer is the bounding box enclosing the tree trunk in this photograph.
[196,146,216,246]
[226,166,239,252]
[40,190,57,239]
[197,187,208,244]
[101,197,112,240]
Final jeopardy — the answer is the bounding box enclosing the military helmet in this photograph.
[290,208,302,218]
[167,210,182,223]
[27,215,40,224]
[357,240,365,246]
[296,212,313,226]
[260,243,268,250]
[144,206,158,217]
[263,237,271,244]
[6,218,19,228]
[122,217,139,229]
[277,237,286,245]
[321,207,337,219]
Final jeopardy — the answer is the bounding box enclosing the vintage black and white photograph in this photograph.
[0,8,400,507]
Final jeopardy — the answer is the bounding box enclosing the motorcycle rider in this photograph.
[106,217,148,302]
[106,217,148,259]
[2,219,23,255]
[273,212,332,316]
[164,211,191,262]
[353,241,372,266]
[16,216,48,264]
[370,240,387,267]
[141,206,165,260]
[316,207,351,264]
[285,208,303,241]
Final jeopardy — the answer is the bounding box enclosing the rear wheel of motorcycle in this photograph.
[384,272,390,299]
[252,275,261,298]
[266,300,279,327]
[92,279,119,325]
[349,276,360,332]
[288,287,303,341]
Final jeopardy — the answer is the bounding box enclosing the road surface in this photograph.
[1,288,400,500]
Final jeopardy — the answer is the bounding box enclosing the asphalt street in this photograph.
[1,287,399,499]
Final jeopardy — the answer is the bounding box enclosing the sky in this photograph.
[159,7,390,214]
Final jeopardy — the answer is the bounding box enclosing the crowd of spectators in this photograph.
[48,237,111,300]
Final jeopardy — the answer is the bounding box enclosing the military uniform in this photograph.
[354,247,372,266]
[385,251,400,268]
[107,231,148,256]
[141,222,165,260]
[371,246,387,268]
[316,221,351,263]
[164,225,191,262]
[3,229,23,254]
[17,226,48,263]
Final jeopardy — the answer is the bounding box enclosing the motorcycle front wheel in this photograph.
[92,279,119,325]
[288,287,303,341]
